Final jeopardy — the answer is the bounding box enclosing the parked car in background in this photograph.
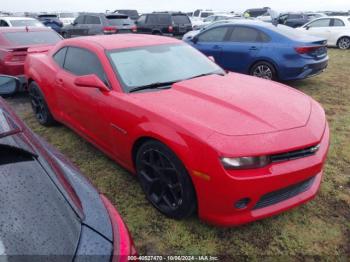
[277,13,310,28]
[0,27,62,86]
[61,13,136,38]
[0,75,137,259]
[114,9,139,20]
[0,17,44,27]
[190,9,216,21]
[192,14,238,30]
[25,34,329,226]
[37,14,63,33]
[185,20,328,81]
[243,7,270,18]
[325,11,349,16]
[298,16,350,49]
[135,12,192,36]
[58,12,79,26]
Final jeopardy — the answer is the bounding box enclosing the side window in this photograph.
[308,19,331,28]
[64,47,107,84]
[193,10,200,17]
[197,26,229,42]
[75,15,85,24]
[332,19,345,27]
[229,27,260,43]
[85,15,101,25]
[137,15,146,24]
[53,47,67,68]
[147,14,157,24]
[0,20,9,27]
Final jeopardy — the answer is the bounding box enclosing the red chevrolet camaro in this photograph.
[25,34,329,226]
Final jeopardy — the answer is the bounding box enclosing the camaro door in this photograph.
[54,46,112,151]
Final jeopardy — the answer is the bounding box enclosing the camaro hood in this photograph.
[136,73,312,136]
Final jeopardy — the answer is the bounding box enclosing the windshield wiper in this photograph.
[129,81,176,93]
[185,72,224,81]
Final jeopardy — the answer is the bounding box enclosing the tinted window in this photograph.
[106,15,133,26]
[229,27,260,42]
[172,15,190,24]
[85,15,101,25]
[147,14,158,24]
[75,15,85,24]
[198,26,229,42]
[138,15,146,24]
[157,14,171,24]
[288,14,303,19]
[64,47,106,83]
[193,10,200,17]
[3,31,62,46]
[308,19,331,28]
[333,19,345,27]
[53,47,67,67]
[0,20,9,27]
[201,12,214,18]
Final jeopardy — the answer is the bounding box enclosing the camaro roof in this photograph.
[65,34,181,50]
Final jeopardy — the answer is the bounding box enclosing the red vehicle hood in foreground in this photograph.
[135,73,311,136]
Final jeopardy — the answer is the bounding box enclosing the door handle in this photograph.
[213,45,222,50]
[249,46,258,51]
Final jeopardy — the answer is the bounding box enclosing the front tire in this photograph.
[136,140,197,219]
[337,37,350,50]
[28,82,56,126]
[250,61,277,80]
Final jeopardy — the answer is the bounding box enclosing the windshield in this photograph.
[3,31,62,46]
[108,43,224,92]
[10,19,43,27]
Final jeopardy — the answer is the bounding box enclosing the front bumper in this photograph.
[196,123,330,226]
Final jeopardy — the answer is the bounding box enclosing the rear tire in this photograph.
[28,82,57,126]
[136,140,197,219]
[337,37,350,50]
[250,61,277,80]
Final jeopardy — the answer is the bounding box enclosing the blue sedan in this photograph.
[184,20,328,81]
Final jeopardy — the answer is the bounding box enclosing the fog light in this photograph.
[235,198,251,209]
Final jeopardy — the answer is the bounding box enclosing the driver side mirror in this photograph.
[0,75,19,97]
[305,26,310,30]
[71,21,77,26]
[74,74,110,92]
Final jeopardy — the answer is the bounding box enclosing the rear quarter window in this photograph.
[53,47,67,68]
[3,31,62,46]
[172,15,190,24]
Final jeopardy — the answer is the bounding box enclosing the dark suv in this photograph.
[61,13,136,38]
[135,12,192,36]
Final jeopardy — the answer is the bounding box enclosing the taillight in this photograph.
[131,25,137,33]
[100,194,137,262]
[103,26,118,34]
[295,46,323,54]
[168,25,174,33]
[4,52,27,63]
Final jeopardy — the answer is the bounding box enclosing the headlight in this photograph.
[221,156,271,169]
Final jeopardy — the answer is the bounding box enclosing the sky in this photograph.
[1,0,349,13]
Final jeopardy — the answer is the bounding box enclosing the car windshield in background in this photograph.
[172,15,190,24]
[108,43,224,92]
[3,31,62,46]
[10,20,43,27]
[106,15,133,25]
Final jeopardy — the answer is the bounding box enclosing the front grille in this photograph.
[271,144,320,163]
[253,176,315,210]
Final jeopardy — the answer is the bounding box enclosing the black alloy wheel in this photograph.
[136,141,196,219]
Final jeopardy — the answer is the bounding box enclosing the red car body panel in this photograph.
[25,34,330,226]
[0,27,59,77]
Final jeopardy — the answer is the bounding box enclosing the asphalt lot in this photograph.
[5,48,350,259]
